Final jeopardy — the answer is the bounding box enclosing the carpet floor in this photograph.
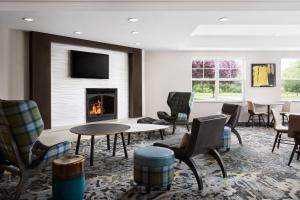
[0,126,300,200]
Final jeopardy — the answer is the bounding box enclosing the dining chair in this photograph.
[153,114,227,190]
[270,108,292,152]
[287,114,300,166]
[247,101,267,127]
[280,101,291,124]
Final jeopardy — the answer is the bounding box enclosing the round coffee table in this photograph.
[70,123,130,166]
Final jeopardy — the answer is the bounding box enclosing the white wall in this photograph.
[145,51,300,122]
[51,43,129,127]
[0,28,28,100]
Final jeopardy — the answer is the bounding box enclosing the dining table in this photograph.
[254,102,284,127]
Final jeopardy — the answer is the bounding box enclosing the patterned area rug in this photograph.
[0,126,300,200]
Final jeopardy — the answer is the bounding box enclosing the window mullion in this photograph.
[215,63,219,100]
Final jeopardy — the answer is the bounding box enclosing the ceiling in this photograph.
[1,1,300,50]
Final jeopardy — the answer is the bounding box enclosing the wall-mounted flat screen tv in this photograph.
[70,50,109,79]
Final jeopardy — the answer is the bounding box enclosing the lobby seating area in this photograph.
[1,1,300,199]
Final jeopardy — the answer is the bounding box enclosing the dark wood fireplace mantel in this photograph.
[29,31,142,129]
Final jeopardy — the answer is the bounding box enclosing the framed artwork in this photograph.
[251,63,276,87]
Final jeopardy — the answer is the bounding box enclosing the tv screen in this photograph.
[70,50,109,79]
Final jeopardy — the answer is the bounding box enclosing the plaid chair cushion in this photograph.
[0,100,44,166]
[177,113,188,121]
[222,126,231,150]
[31,140,71,168]
[134,146,175,187]
[176,94,194,122]
[134,165,174,187]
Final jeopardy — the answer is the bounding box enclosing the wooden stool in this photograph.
[52,155,85,200]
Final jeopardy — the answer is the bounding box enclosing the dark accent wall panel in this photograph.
[29,32,52,129]
[129,49,143,117]
[29,31,142,129]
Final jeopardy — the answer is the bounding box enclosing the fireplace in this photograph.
[86,88,117,122]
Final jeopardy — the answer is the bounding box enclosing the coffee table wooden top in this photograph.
[70,123,130,136]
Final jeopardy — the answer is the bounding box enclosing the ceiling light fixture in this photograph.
[22,17,34,22]
[134,42,141,45]
[131,31,139,35]
[128,18,139,22]
[218,17,229,22]
[73,31,83,35]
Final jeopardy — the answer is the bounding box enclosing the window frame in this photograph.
[191,58,245,103]
[280,58,300,101]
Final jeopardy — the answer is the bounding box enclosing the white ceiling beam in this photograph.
[1,1,300,11]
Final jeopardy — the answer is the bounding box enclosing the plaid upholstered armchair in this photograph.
[0,100,71,199]
[157,92,194,134]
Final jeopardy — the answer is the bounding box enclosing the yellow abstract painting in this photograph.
[251,64,276,87]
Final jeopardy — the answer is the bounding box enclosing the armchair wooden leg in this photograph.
[182,158,203,190]
[172,123,176,134]
[186,123,190,132]
[15,171,27,200]
[208,149,227,178]
[288,144,297,166]
[272,131,280,152]
[0,167,4,177]
[232,128,242,145]
[159,130,164,140]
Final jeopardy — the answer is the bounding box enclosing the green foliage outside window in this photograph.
[281,59,300,100]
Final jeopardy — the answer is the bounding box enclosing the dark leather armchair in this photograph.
[154,114,227,190]
[287,114,300,166]
[157,92,193,134]
[221,103,242,145]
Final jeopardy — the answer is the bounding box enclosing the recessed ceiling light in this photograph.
[131,31,139,35]
[22,17,34,22]
[218,17,229,22]
[128,18,139,22]
[134,42,141,45]
[73,31,83,35]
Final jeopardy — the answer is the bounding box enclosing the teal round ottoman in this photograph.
[134,146,175,191]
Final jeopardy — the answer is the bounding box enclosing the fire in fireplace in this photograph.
[90,99,102,115]
[86,88,117,122]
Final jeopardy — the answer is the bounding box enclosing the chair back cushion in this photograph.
[221,103,241,128]
[0,100,44,166]
[167,92,193,118]
[288,114,300,139]
[185,115,226,156]
[282,101,291,113]
[247,101,255,114]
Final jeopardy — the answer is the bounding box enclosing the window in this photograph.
[192,59,243,101]
[281,58,300,100]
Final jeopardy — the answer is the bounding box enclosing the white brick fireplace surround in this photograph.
[51,43,129,127]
